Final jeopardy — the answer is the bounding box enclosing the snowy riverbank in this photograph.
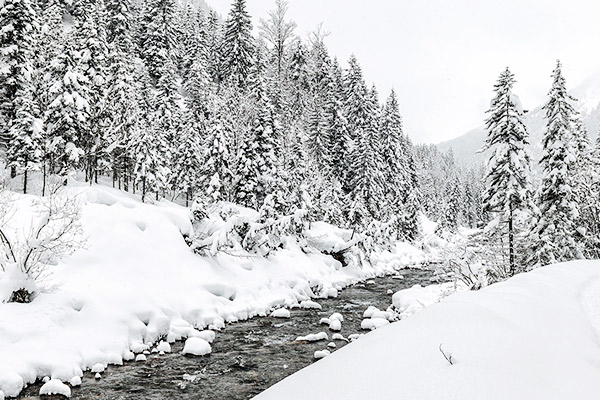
[255,260,600,400]
[0,183,429,397]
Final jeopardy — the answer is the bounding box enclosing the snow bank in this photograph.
[0,183,426,396]
[255,261,600,400]
[391,282,461,319]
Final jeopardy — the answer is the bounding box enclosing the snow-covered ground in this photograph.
[254,261,600,400]
[0,182,428,397]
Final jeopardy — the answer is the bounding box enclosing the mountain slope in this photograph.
[438,71,600,166]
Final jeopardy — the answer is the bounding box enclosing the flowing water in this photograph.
[18,268,435,400]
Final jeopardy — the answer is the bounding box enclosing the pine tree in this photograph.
[202,105,233,203]
[44,35,90,179]
[0,0,42,191]
[235,71,277,209]
[173,112,203,206]
[75,0,110,184]
[105,0,138,190]
[221,0,255,89]
[482,67,532,274]
[141,0,179,82]
[530,61,581,267]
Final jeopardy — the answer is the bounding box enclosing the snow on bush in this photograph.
[182,337,211,356]
[39,379,71,398]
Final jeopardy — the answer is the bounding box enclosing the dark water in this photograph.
[18,268,434,400]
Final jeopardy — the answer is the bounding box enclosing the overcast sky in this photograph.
[207,0,600,144]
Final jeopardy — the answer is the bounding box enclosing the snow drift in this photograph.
[255,261,600,400]
[0,183,426,397]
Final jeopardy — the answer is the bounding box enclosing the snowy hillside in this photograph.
[255,261,600,400]
[438,70,600,166]
[0,183,427,398]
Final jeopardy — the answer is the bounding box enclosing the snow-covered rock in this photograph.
[39,379,71,398]
[182,337,211,356]
[300,300,322,310]
[347,334,363,342]
[156,341,171,353]
[360,317,390,330]
[94,373,101,380]
[328,319,342,331]
[319,318,330,325]
[295,332,328,342]
[135,354,146,362]
[90,363,105,373]
[329,313,343,322]
[254,261,600,400]
[69,376,81,387]
[332,333,347,342]
[313,350,330,359]
[327,342,336,349]
[271,308,291,318]
[123,351,135,361]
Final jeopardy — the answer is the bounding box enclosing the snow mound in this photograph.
[39,379,71,398]
[69,376,81,387]
[391,282,458,319]
[295,332,328,342]
[271,308,291,318]
[182,337,211,356]
[254,261,600,400]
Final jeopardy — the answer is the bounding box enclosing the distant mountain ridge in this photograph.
[438,71,600,167]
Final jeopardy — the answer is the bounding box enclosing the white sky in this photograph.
[207,0,600,144]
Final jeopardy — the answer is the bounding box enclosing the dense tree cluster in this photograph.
[0,0,423,241]
[483,62,600,273]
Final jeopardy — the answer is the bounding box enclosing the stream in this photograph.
[18,267,435,399]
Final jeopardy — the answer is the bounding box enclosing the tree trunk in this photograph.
[42,161,46,196]
[141,177,146,203]
[508,205,515,275]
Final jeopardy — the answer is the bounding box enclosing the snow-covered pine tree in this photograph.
[141,0,179,83]
[44,34,90,180]
[105,0,138,190]
[0,0,42,191]
[75,0,110,184]
[481,67,532,274]
[205,9,224,84]
[173,111,203,206]
[202,103,233,203]
[324,59,350,186]
[221,0,254,89]
[378,89,420,239]
[529,61,582,267]
[235,68,277,209]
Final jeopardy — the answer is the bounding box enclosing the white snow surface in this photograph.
[0,183,427,396]
[255,261,600,400]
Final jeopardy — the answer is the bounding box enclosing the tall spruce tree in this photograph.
[530,61,582,267]
[221,0,254,89]
[0,0,42,191]
[482,67,532,274]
